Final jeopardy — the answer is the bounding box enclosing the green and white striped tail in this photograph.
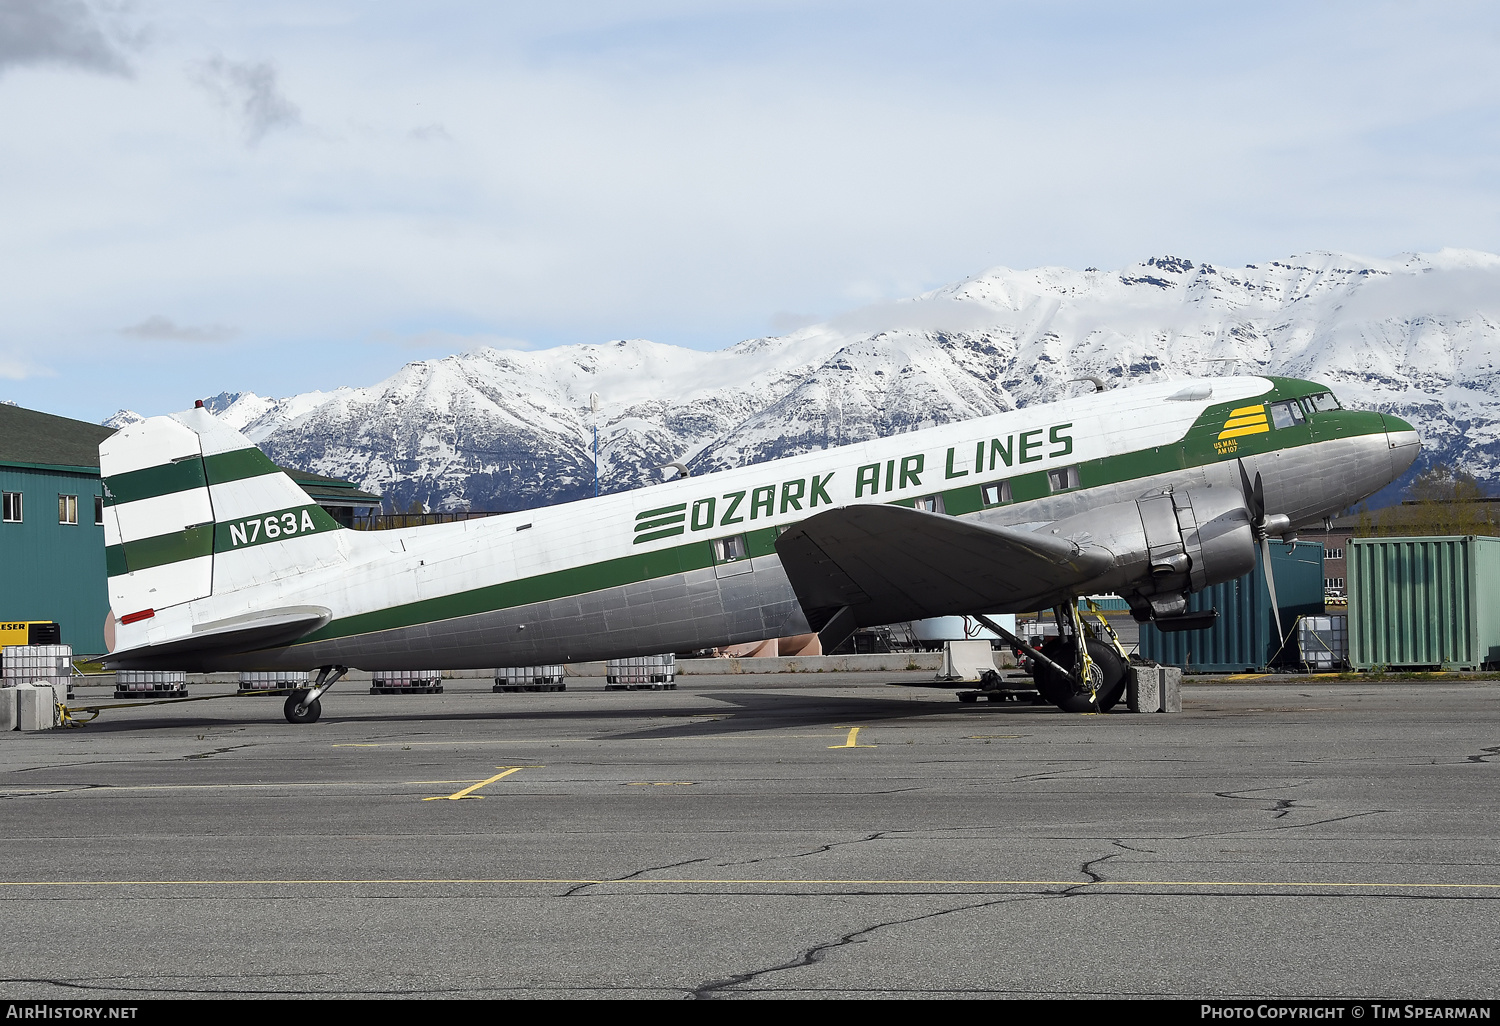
[100,407,344,630]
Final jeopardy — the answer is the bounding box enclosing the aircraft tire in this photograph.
[1035,639,1125,713]
[284,691,322,724]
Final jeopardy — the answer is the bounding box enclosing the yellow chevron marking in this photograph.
[1228,405,1266,418]
[1219,424,1272,440]
[1223,414,1269,430]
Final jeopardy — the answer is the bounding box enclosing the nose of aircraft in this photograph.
[1383,413,1421,477]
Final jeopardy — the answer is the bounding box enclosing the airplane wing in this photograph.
[774,504,1114,650]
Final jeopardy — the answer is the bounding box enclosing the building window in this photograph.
[1328,547,1343,560]
[59,494,78,525]
[94,495,104,525]
[981,481,1012,506]
[1047,466,1080,492]
[1325,577,1345,590]
[915,494,945,514]
[2,492,19,523]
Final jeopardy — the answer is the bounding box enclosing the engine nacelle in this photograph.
[1044,486,1257,621]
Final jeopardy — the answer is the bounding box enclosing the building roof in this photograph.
[0,403,114,471]
[279,468,383,506]
[0,403,379,504]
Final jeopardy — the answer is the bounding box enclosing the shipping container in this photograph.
[1138,541,1325,672]
[1347,535,1500,670]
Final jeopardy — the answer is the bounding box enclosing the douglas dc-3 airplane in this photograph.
[99,375,1419,720]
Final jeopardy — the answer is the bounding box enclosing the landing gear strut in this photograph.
[283,665,348,724]
[975,599,1128,713]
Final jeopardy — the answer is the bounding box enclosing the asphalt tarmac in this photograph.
[2,673,1497,1000]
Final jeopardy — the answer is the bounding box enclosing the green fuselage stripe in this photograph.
[108,524,215,574]
[103,459,207,507]
[103,447,282,507]
[204,448,282,485]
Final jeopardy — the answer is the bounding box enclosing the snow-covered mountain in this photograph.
[113,250,1500,512]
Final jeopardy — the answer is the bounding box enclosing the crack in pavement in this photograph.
[559,856,711,897]
[183,744,256,761]
[688,893,1052,999]
[690,841,1131,998]
[716,831,893,868]
[1216,782,1312,819]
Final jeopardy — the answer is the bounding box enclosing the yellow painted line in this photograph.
[1,877,1497,891]
[1221,674,1270,681]
[828,727,876,749]
[333,733,845,748]
[0,779,508,795]
[625,782,695,786]
[1217,424,1271,440]
[963,735,1022,739]
[1228,405,1266,418]
[423,766,525,801]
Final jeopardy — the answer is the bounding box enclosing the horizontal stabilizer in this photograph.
[105,606,331,669]
[775,504,1113,636]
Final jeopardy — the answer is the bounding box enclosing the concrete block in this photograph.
[0,686,18,731]
[1161,666,1182,713]
[1127,666,1161,713]
[16,684,56,731]
[939,640,998,681]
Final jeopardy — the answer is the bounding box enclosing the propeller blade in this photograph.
[1237,459,1264,525]
[1261,534,1286,655]
[1253,471,1266,527]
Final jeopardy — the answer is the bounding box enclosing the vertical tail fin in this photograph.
[101,407,346,639]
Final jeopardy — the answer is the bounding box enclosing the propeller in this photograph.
[1238,459,1292,654]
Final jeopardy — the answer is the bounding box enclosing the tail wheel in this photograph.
[1035,639,1126,713]
[283,691,322,724]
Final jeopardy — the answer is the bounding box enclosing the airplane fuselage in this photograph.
[105,376,1419,671]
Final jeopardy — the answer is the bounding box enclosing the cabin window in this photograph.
[981,481,1012,506]
[94,495,104,525]
[1308,392,1341,413]
[915,494,945,514]
[58,495,78,525]
[2,492,20,523]
[1047,466,1080,493]
[713,534,748,563]
[1269,400,1306,430]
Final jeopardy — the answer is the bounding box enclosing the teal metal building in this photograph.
[0,404,379,655]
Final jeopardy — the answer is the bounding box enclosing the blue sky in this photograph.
[2,0,1498,421]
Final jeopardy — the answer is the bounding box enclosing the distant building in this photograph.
[1297,499,1500,600]
[0,404,379,654]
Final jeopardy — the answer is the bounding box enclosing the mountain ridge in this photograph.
[107,249,1500,513]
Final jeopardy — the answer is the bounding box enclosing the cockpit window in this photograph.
[1307,392,1341,413]
[1269,400,1306,430]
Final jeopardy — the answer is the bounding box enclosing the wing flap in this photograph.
[774,505,1113,640]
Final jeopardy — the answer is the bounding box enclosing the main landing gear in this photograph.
[975,600,1129,713]
[283,665,348,724]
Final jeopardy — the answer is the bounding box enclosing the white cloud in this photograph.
[120,316,238,342]
[189,54,300,144]
[0,0,131,76]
